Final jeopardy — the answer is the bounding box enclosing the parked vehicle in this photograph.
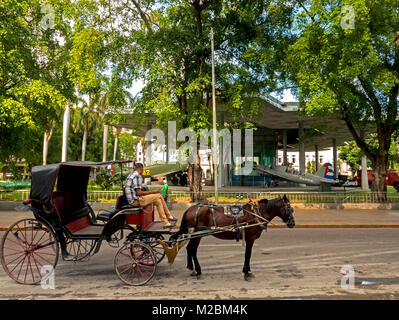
[353,169,399,190]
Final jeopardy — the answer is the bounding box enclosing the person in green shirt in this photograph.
[161,178,169,207]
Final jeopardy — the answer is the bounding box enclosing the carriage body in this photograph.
[0,161,165,286]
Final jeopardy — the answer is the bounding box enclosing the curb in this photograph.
[2,224,399,231]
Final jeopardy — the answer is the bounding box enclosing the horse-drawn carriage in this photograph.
[1,160,296,286]
[0,161,178,286]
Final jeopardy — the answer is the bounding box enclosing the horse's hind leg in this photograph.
[186,239,195,275]
[191,238,203,280]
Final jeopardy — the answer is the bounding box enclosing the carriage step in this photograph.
[143,221,178,232]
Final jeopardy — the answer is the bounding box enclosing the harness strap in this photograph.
[242,206,270,230]
[211,206,217,228]
[193,205,202,230]
[234,214,240,241]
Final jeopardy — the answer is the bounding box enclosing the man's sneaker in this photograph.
[162,222,173,228]
[168,216,178,221]
[62,253,75,261]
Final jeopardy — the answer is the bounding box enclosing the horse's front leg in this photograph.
[191,238,203,280]
[186,239,195,275]
[243,237,255,281]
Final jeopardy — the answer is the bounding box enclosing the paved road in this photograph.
[0,228,398,299]
[3,203,399,227]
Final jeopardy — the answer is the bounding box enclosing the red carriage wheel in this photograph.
[114,241,157,286]
[0,218,59,285]
[64,238,96,261]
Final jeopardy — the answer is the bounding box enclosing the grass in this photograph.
[2,186,399,204]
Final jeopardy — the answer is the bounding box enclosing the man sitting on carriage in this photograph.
[125,163,177,228]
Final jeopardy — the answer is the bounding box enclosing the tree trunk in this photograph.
[61,105,70,162]
[189,150,203,202]
[42,123,53,165]
[102,124,108,162]
[113,127,122,161]
[43,132,49,166]
[81,129,87,161]
[371,155,388,202]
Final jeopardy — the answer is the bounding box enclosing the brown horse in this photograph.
[172,195,295,281]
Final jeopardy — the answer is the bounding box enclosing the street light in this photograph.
[211,28,218,204]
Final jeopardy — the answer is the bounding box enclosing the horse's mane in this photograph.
[244,197,282,213]
[265,198,282,213]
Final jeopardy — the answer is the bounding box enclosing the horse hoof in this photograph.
[190,270,197,276]
[244,275,252,281]
[196,274,203,280]
[247,272,255,278]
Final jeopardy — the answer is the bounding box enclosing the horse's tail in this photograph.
[170,208,190,242]
[178,208,189,235]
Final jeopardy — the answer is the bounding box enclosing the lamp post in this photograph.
[211,28,218,204]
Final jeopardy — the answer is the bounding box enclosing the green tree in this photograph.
[339,138,399,173]
[118,133,140,160]
[93,0,286,200]
[0,0,75,165]
[284,0,399,197]
[306,160,316,174]
[72,93,103,161]
[1,0,131,168]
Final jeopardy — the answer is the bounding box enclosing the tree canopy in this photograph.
[281,0,399,194]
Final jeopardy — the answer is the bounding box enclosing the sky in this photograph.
[270,89,298,102]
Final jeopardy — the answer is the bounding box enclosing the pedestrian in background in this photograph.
[161,178,169,208]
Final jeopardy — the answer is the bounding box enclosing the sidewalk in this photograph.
[2,201,399,229]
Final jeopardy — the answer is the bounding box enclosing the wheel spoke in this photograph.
[16,255,27,280]
[3,251,24,258]
[3,246,25,253]
[31,255,42,279]
[6,252,26,266]
[19,220,31,250]
[9,232,27,250]
[33,251,55,266]
[24,255,31,283]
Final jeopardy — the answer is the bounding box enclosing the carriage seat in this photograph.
[97,194,142,222]
[52,190,103,236]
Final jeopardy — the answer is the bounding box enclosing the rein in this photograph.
[242,201,272,228]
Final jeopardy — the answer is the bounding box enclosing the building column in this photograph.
[61,106,70,162]
[298,121,305,174]
[283,130,288,166]
[218,137,223,188]
[145,124,152,165]
[332,138,338,179]
[315,145,319,171]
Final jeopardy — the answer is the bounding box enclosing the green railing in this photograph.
[1,190,399,203]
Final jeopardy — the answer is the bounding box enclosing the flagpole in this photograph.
[211,28,218,205]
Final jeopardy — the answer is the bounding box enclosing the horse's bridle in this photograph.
[282,199,294,220]
[246,198,294,227]
[243,200,270,230]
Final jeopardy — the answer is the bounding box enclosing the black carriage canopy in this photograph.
[29,160,132,211]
